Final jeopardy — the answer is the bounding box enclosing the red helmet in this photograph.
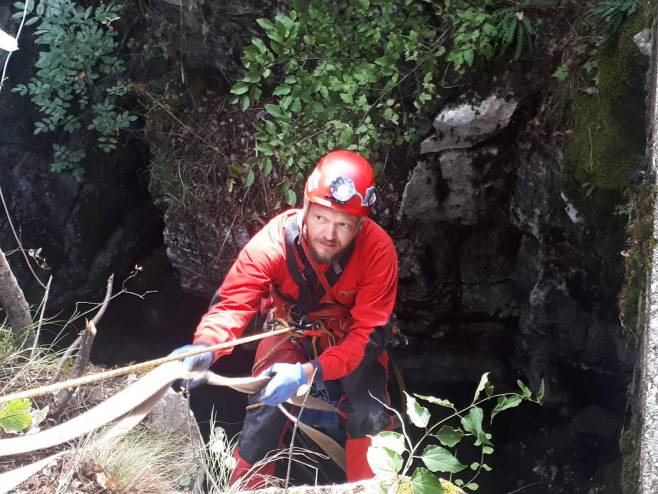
[304,150,377,217]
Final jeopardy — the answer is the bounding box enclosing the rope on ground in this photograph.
[0,359,346,492]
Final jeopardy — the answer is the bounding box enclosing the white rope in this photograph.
[0,0,30,93]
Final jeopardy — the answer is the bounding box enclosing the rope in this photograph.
[0,326,294,405]
[0,361,346,492]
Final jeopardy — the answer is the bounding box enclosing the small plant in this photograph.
[368,373,544,492]
[201,416,239,492]
[584,0,638,43]
[552,64,569,81]
[0,398,33,433]
[446,3,497,69]
[12,0,136,180]
[84,428,198,492]
[493,8,537,61]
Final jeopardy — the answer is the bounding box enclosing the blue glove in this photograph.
[258,362,308,406]
[169,343,213,389]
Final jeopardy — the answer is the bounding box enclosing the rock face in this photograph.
[0,8,162,309]
[393,89,635,492]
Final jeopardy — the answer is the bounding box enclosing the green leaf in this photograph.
[230,82,250,95]
[239,94,250,111]
[259,142,274,156]
[410,467,445,494]
[256,18,274,31]
[370,431,406,455]
[461,407,489,446]
[463,48,475,66]
[273,85,291,96]
[243,169,255,187]
[405,392,430,428]
[472,372,490,403]
[356,0,370,8]
[252,37,268,54]
[243,71,262,83]
[265,104,284,119]
[517,380,532,399]
[415,394,456,410]
[0,399,33,433]
[552,65,568,81]
[482,445,494,455]
[538,379,545,402]
[259,158,273,176]
[466,483,480,491]
[435,425,464,448]
[366,446,403,479]
[491,395,522,423]
[420,444,467,474]
[285,189,297,206]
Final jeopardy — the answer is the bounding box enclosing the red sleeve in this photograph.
[317,232,398,381]
[193,217,285,361]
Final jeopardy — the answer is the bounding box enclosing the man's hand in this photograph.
[258,362,308,406]
[169,343,213,389]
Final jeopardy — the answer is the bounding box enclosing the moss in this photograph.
[567,93,642,191]
[618,184,656,344]
[566,13,648,192]
[598,13,648,109]
[620,424,640,494]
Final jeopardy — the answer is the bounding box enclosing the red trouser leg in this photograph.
[342,351,390,482]
[345,436,374,482]
[229,448,277,490]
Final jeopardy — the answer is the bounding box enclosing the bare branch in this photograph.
[30,275,52,359]
[52,319,98,415]
[0,246,33,347]
[52,274,114,383]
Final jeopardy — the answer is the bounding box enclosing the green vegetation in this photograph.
[566,11,646,192]
[229,0,543,206]
[619,421,640,494]
[618,183,655,343]
[368,373,543,492]
[12,0,136,180]
[0,398,32,433]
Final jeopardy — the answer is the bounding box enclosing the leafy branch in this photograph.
[368,372,544,493]
[11,0,136,180]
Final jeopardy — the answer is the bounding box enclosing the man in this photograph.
[172,150,398,487]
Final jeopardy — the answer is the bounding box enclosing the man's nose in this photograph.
[324,224,337,240]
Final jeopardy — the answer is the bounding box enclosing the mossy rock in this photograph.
[566,12,648,192]
[620,426,640,494]
[567,93,642,191]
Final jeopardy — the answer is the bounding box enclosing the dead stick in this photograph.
[52,320,98,414]
[0,327,294,405]
[52,274,114,383]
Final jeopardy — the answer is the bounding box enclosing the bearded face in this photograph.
[303,202,362,264]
